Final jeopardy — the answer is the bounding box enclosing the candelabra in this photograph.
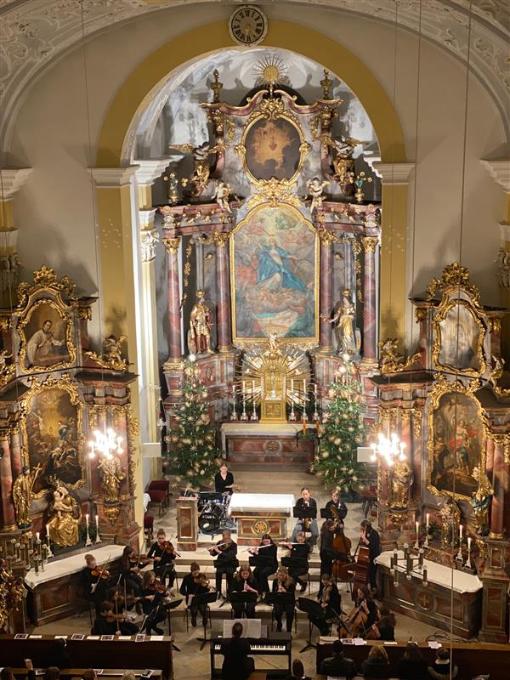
[390,544,428,587]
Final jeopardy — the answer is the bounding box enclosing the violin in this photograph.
[148,578,169,594]
[104,611,135,623]
[91,566,111,580]
[162,541,181,557]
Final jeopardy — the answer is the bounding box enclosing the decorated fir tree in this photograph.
[313,366,366,493]
[165,361,220,490]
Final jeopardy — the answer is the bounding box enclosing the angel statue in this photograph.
[327,289,358,355]
[213,180,232,214]
[103,335,127,370]
[46,483,80,547]
[470,466,493,535]
[170,141,221,196]
[12,464,41,528]
[325,134,362,189]
[390,459,414,510]
[306,177,329,213]
[98,456,125,504]
[188,290,213,355]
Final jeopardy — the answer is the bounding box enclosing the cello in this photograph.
[330,505,352,580]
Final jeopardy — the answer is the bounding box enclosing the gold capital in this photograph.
[163,237,180,254]
[317,228,336,245]
[212,230,230,248]
[362,236,379,253]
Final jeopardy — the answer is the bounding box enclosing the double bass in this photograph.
[330,505,352,580]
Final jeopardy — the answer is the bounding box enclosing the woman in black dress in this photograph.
[271,566,295,632]
[220,622,254,680]
[248,533,278,596]
[214,462,234,495]
[282,531,310,592]
[230,565,259,618]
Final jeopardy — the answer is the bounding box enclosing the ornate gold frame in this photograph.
[230,202,319,346]
[432,297,487,378]
[426,378,487,501]
[20,375,85,499]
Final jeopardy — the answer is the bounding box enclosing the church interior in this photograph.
[0,1,509,679]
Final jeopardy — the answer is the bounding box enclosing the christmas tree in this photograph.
[165,361,220,489]
[313,364,366,493]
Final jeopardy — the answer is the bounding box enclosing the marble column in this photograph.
[0,434,16,530]
[319,230,335,352]
[490,436,507,539]
[164,237,182,361]
[9,428,22,479]
[362,236,378,360]
[213,231,232,352]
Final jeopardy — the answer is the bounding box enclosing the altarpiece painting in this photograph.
[436,300,484,374]
[244,117,302,181]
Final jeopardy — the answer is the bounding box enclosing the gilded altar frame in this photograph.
[230,202,319,346]
[427,378,487,501]
[20,375,86,499]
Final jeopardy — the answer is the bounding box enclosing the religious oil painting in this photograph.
[21,300,71,370]
[24,384,83,496]
[436,301,483,374]
[244,117,302,181]
[430,391,484,499]
[231,204,318,342]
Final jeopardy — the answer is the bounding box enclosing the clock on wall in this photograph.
[229,5,268,46]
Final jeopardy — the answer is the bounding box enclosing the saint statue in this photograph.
[12,465,41,528]
[188,290,213,355]
[46,484,80,547]
[470,466,493,535]
[390,460,414,510]
[329,289,357,355]
[439,496,461,549]
[98,456,126,503]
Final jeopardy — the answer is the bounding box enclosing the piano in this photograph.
[210,633,292,679]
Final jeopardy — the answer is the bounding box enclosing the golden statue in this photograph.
[98,456,125,503]
[390,460,414,510]
[470,466,493,535]
[47,484,80,547]
[329,289,357,355]
[379,338,421,375]
[439,496,461,548]
[188,290,213,354]
[12,465,41,528]
[86,335,127,372]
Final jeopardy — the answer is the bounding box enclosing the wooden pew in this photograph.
[0,635,172,680]
[10,671,162,680]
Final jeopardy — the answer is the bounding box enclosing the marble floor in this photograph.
[32,468,452,679]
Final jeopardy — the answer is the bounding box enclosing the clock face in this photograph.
[229,5,268,46]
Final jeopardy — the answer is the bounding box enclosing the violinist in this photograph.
[92,600,139,635]
[230,565,258,618]
[309,574,341,636]
[291,487,319,545]
[179,561,201,604]
[82,553,111,611]
[120,545,144,596]
[140,570,170,635]
[325,489,348,526]
[342,585,379,638]
[360,520,381,591]
[271,566,295,632]
[147,528,177,588]
[188,573,211,627]
[210,530,238,597]
[281,531,310,592]
[248,533,278,595]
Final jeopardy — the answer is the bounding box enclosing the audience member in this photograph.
[427,648,458,679]
[396,641,428,680]
[319,639,357,679]
[0,669,14,680]
[361,645,390,678]
[286,658,311,680]
[220,622,255,680]
[81,672,97,680]
[25,660,60,680]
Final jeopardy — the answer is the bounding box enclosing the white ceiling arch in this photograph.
[0,0,508,149]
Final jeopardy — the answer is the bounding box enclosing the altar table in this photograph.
[228,492,295,545]
[375,550,483,637]
[25,544,124,625]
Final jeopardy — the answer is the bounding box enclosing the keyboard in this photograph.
[210,635,291,678]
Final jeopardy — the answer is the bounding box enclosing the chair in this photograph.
[147,480,171,511]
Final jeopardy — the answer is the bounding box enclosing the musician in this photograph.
[179,561,201,603]
[282,531,310,592]
[230,565,258,618]
[324,489,348,526]
[147,528,177,588]
[220,622,255,680]
[188,572,211,627]
[140,570,169,635]
[360,520,381,591]
[248,533,278,595]
[92,600,139,635]
[319,519,350,577]
[120,545,144,596]
[308,573,341,635]
[291,487,319,545]
[214,462,234,495]
[271,566,295,632]
[369,606,396,641]
[210,530,238,597]
[346,585,379,637]
[82,553,111,611]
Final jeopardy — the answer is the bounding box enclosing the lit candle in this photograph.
[467,536,472,553]
[46,525,50,543]
[415,521,419,540]
[95,515,99,529]
[426,513,430,531]
[85,513,89,527]
[35,532,40,543]
[459,524,463,542]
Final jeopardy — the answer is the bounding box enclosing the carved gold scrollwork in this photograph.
[425,261,480,305]
[163,237,181,254]
[379,338,421,375]
[362,236,378,253]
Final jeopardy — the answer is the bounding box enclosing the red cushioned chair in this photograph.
[147,480,171,513]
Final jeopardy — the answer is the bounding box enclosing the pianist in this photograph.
[220,622,255,680]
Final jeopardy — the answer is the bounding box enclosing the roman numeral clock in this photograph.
[229,5,268,46]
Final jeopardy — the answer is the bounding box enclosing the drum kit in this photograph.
[197,491,236,535]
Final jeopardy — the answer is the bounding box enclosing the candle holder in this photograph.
[95,517,102,545]
[390,544,428,587]
[85,518,92,547]
[46,537,54,559]
[240,394,248,421]
[289,398,296,422]
[250,397,258,422]
[231,387,238,421]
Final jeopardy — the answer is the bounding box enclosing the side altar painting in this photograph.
[231,203,318,342]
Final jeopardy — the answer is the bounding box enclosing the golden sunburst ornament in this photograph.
[253,55,289,88]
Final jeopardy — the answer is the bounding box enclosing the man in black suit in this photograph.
[220,622,255,680]
[319,640,357,679]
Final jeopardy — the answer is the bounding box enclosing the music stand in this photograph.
[228,592,258,619]
[297,596,323,653]
[194,591,217,650]
[166,596,183,652]
[320,508,333,520]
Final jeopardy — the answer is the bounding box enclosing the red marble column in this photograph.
[490,436,506,538]
[0,434,16,529]
[486,437,495,482]
[10,429,22,479]
[164,237,182,360]
[319,231,335,351]
[214,231,232,352]
[362,236,378,360]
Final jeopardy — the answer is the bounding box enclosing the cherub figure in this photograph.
[214,180,232,213]
[306,177,329,213]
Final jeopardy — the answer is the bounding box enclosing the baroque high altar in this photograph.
[160,66,381,443]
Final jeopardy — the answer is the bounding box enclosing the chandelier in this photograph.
[88,427,123,460]
[369,432,406,466]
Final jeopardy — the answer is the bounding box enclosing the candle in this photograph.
[415,521,420,539]
[426,513,430,531]
[36,532,40,543]
[85,513,89,526]
[467,536,472,552]
[95,515,99,528]
[459,524,463,542]
[46,525,50,543]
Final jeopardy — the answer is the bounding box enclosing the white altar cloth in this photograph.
[221,422,315,449]
[25,544,124,589]
[375,550,483,594]
[228,493,295,515]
